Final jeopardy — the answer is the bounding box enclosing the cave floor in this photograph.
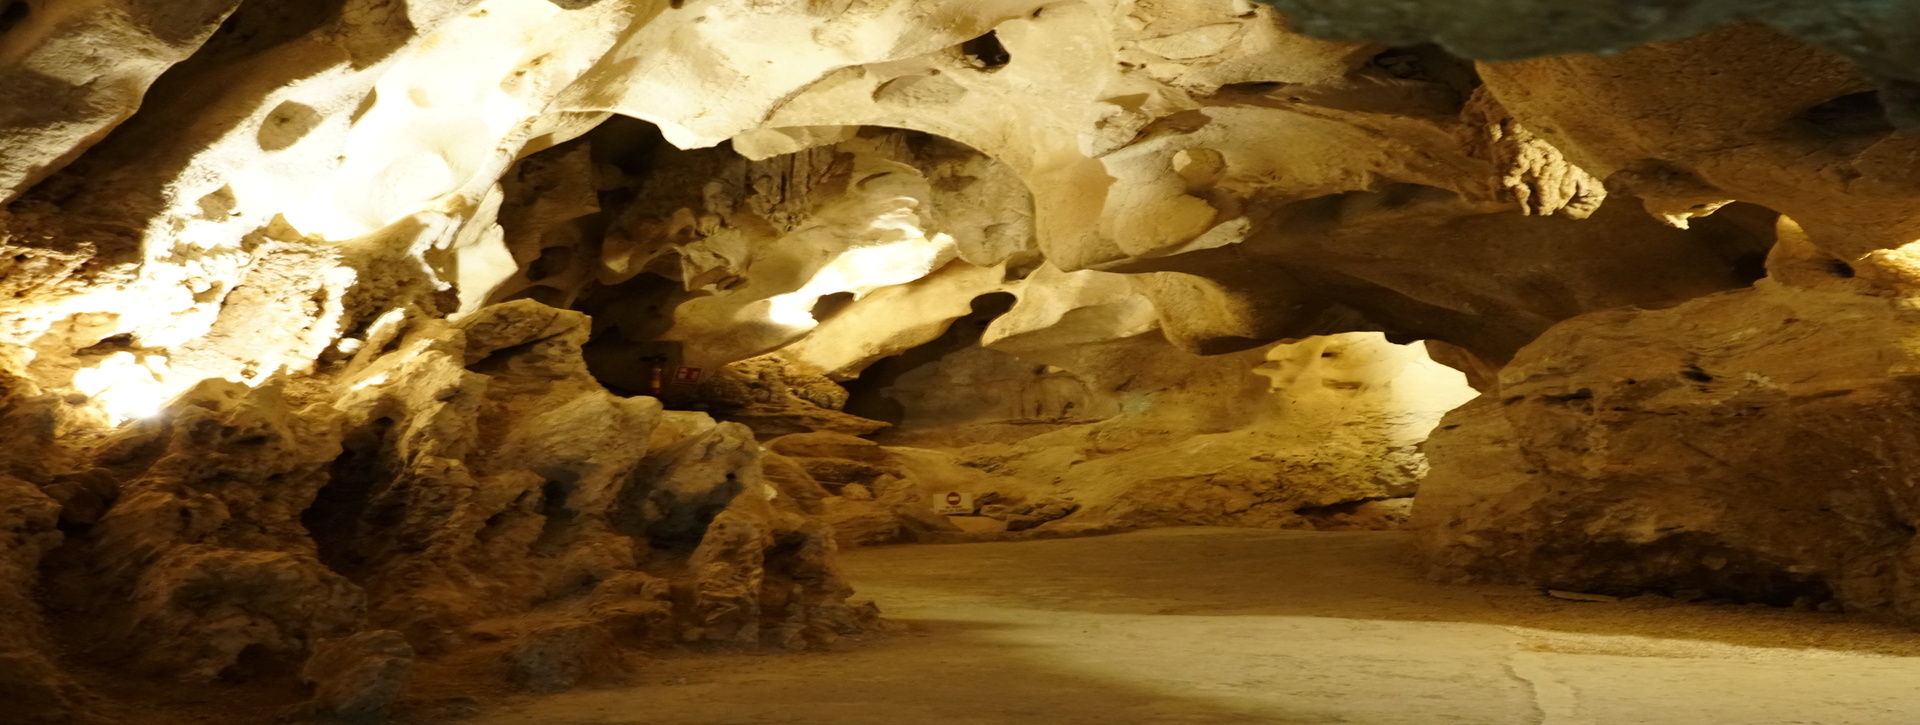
[462,528,1920,725]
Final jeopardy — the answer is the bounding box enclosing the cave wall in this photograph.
[861,329,1477,536]
[1252,0,1920,618]
[4,0,1920,721]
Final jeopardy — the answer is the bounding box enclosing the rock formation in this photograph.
[2,0,1919,721]
[1396,23,1920,617]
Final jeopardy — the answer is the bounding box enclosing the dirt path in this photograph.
[464,528,1920,724]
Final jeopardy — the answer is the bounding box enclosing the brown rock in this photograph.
[505,623,615,694]
[766,432,894,464]
[297,630,415,720]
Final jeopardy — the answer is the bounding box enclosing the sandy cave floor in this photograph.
[458,528,1920,725]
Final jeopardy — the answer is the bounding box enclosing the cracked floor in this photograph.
[463,528,1920,724]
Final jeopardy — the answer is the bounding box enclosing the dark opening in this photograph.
[467,338,552,376]
[1535,533,1836,608]
[76,333,137,356]
[810,291,857,322]
[305,417,395,579]
[622,465,745,553]
[842,292,1018,424]
[256,100,323,152]
[0,2,30,35]
[219,643,296,685]
[1803,92,1895,139]
[1680,365,1714,384]
[1222,81,1288,95]
[575,273,696,403]
[1377,182,1429,210]
[1003,253,1044,282]
[527,246,576,281]
[533,479,578,555]
[1676,201,1781,289]
[961,30,1011,72]
[1368,43,1482,111]
[1381,331,1425,346]
[504,284,567,308]
[1827,259,1857,278]
[1541,388,1595,403]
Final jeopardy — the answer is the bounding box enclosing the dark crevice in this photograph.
[1729,251,1770,286]
[576,273,692,401]
[843,292,1018,424]
[1803,91,1895,139]
[75,333,138,356]
[219,643,297,685]
[809,291,856,322]
[0,2,30,35]
[533,479,579,556]
[504,285,567,308]
[1294,498,1381,516]
[1222,81,1289,95]
[1677,201,1779,289]
[1541,388,1595,403]
[304,417,395,580]
[1194,335,1270,356]
[632,468,745,553]
[1800,91,1898,155]
[468,338,562,376]
[1531,533,1836,608]
[1369,43,1482,113]
[961,30,1012,71]
[527,246,576,281]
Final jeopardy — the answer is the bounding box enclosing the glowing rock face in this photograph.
[762,234,960,329]
[3,0,1815,416]
[6,0,1920,721]
[71,352,174,423]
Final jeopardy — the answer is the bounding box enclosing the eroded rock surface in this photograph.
[5,0,1920,721]
[868,331,1474,536]
[1414,263,1920,613]
[17,301,869,722]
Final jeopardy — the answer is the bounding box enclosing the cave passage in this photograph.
[463,530,1920,725]
[10,2,1920,724]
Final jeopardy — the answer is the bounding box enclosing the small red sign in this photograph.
[945,492,963,506]
[672,366,704,386]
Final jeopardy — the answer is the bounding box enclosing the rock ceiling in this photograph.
[3,0,1920,722]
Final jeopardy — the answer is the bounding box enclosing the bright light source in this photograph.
[763,232,958,328]
[350,371,392,391]
[71,352,177,424]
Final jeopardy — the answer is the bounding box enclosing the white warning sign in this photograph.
[933,491,975,515]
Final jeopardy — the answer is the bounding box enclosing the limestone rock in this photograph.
[0,473,85,724]
[865,331,1475,537]
[505,622,616,694]
[768,432,896,464]
[66,378,359,683]
[296,630,415,721]
[3,299,868,720]
[0,371,88,723]
[1413,276,1920,614]
[7,0,1920,719]
[769,433,961,548]
[698,356,889,438]
[1472,23,1920,265]
[0,0,240,203]
[1259,0,1920,128]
